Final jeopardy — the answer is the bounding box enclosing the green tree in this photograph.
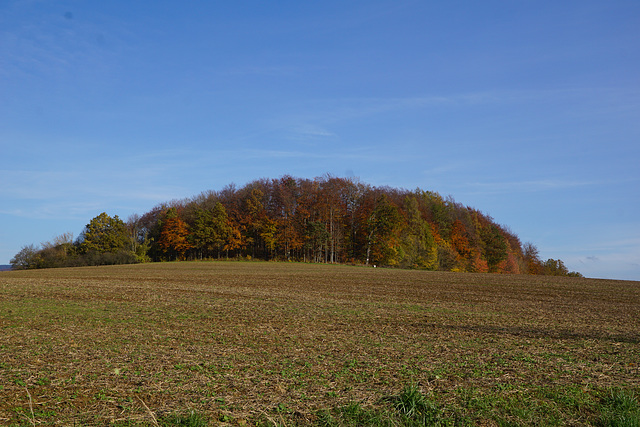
[78,212,130,254]
[481,225,508,272]
[543,258,569,276]
[191,203,231,259]
[400,196,437,269]
[422,191,453,240]
[365,194,401,266]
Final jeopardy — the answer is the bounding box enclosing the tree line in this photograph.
[10,175,581,276]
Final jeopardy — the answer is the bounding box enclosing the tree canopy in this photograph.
[10,175,581,277]
[78,212,129,254]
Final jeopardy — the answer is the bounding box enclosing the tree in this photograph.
[191,208,215,259]
[450,220,472,265]
[224,220,243,258]
[481,225,508,272]
[127,214,151,262]
[78,212,130,254]
[306,220,330,263]
[437,244,458,271]
[316,175,347,263]
[242,187,267,258]
[365,194,401,265]
[158,208,192,260]
[472,252,489,273]
[10,244,40,270]
[399,196,437,269]
[12,174,575,274]
[210,202,231,257]
[523,242,543,274]
[38,232,76,268]
[502,253,521,274]
[260,217,278,259]
[423,191,453,240]
[543,259,569,276]
[191,203,231,259]
[273,176,304,260]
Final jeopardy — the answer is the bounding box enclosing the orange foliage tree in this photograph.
[158,208,192,260]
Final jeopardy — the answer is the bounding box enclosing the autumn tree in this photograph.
[158,208,192,260]
[12,227,137,269]
[523,242,543,274]
[273,176,304,260]
[260,217,278,259]
[437,244,459,271]
[336,177,366,263]
[241,186,267,258]
[451,219,472,265]
[126,214,151,262]
[223,220,242,259]
[215,184,244,258]
[317,176,347,263]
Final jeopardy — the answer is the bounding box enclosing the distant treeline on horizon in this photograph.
[10,175,581,277]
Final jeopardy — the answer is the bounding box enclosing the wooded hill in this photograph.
[11,175,580,276]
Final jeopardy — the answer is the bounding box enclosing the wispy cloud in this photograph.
[0,165,188,219]
[567,235,640,255]
[0,170,80,200]
[570,250,640,281]
[285,124,337,141]
[462,179,597,195]
[540,223,640,280]
[272,86,640,135]
[421,162,475,177]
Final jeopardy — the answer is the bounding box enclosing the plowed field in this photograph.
[1,262,638,425]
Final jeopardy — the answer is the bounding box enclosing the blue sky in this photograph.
[1,0,639,280]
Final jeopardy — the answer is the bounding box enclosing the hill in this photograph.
[9,175,580,276]
[0,261,636,425]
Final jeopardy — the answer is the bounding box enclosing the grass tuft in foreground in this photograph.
[599,389,640,427]
[160,410,208,426]
[388,383,443,426]
[306,384,456,427]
